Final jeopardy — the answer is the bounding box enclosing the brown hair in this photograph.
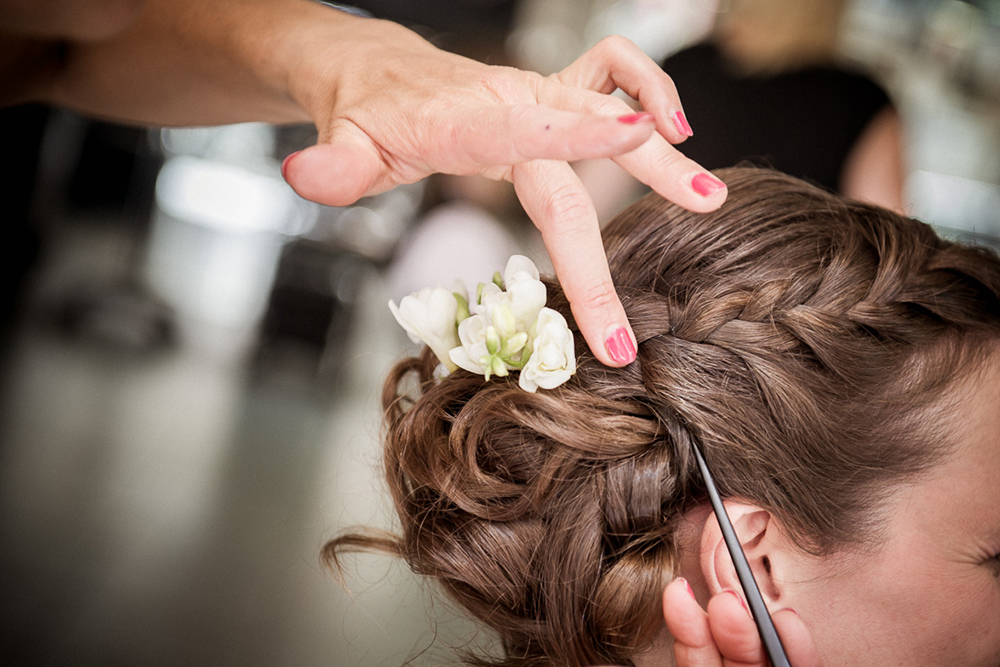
[324,168,1000,667]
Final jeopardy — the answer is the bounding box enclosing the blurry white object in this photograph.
[147,154,314,347]
[155,156,311,236]
[160,123,277,164]
[509,0,718,74]
[387,201,522,302]
[907,170,1000,242]
[584,0,718,63]
[310,184,423,262]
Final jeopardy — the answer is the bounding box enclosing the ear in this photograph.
[698,501,794,609]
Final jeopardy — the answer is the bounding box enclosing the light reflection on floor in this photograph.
[0,222,485,666]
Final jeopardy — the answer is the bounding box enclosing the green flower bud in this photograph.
[486,326,501,356]
[453,291,470,324]
[493,303,516,339]
[501,331,528,358]
[478,354,493,381]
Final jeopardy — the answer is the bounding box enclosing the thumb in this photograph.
[281,130,385,207]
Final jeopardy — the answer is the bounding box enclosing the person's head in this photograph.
[327,167,1000,667]
[713,0,848,74]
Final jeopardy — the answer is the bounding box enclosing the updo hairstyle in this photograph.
[325,168,1000,667]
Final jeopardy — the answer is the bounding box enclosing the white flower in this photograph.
[473,257,545,334]
[519,307,576,392]
[388,286,461,371]
[501,255,547,332]
[389,255,576,391]
[449,313,489,374]
[476,281,505,319]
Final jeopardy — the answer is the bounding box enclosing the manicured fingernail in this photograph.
[780,607,800,617]
[672,110,693,137]
[691,172,726,197]
[605,326,636,364]
[617,112,655,125]
[724,589,751,616]
[679,577,696,600]
[281,151,301,180]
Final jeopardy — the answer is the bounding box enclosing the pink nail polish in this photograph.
[617,112,655,125]
[679,577,696,600]
[605,327,636,364]
[672,110,693,137]
[691,173,726,197]
[281,150,301,180]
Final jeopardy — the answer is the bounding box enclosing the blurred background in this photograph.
[1,0,998,665]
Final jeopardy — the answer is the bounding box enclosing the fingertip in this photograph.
[691,172,726,198]
[280,150,301,181]
[619,109,690,147]
[706,589,755,635]
[602,324,637,367]
[721,590,751,617]
[672,110,694,139]
[617,111,656,125]
[571,303,635,368]
[663,578,713,648]
[663,577,698,612]
[774,608,823,666]
[707,591,767,664]
[656,109,694,145]
[281,143,379,207]
[675,171,729,213]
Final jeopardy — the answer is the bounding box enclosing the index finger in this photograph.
[512,159,636,368]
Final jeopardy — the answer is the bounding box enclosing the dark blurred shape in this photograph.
[253,241,373,388]
[664,42,890,193]
[662,0,905,212]
[0,104,48,335]
[54,279,175,353]
[0,107,176,353]
[66,121,150,211]
[347,0,516,36]
[40,115,175,353]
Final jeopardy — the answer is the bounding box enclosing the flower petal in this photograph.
[504,255,539,285]
[449,346,484,374]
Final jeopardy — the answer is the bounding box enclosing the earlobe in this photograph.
[699,501,786,607]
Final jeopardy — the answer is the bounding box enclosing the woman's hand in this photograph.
[663,579,823,667]
[281,13,728,367]
[27,0,725,367]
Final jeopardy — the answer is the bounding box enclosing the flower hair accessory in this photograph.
[389,256,576,392]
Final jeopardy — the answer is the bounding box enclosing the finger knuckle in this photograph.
[578,281,619,311]
[595,34,635,57]
[540,184,592,227]
[477,66,535,102]
[648,149,684,176]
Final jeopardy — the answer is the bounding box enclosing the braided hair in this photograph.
[325,167,1000,667]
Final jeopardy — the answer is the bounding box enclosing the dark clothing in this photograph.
[663,44,891,193]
